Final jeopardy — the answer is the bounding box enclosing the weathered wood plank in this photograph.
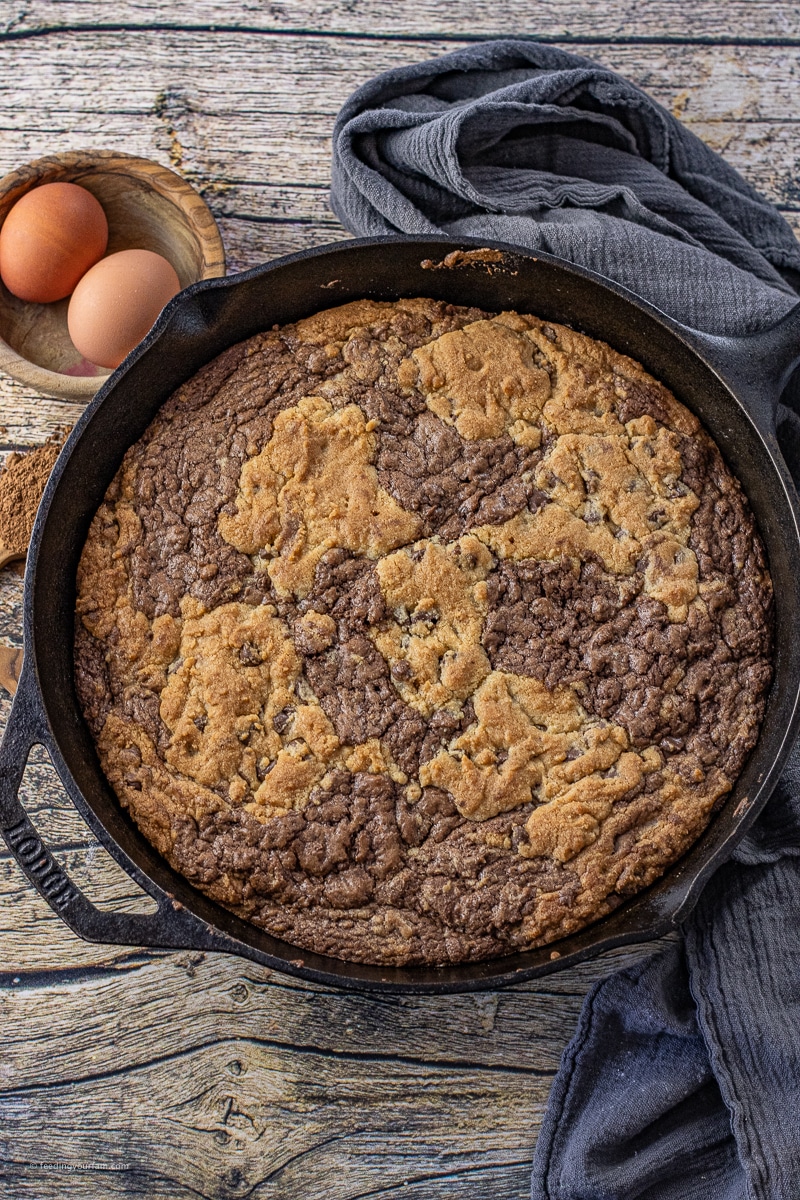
[217,215,347,275]
[1,35,799,124]
[1,36,799,231]
[0,572,23,642]
[0,938,672,1199]
[0,389,83,445]
[0,958,572,1082]
[0,938,676,1084]
[0,11,792,1198]
[4,0,800,42]
[0,1046,541,1200]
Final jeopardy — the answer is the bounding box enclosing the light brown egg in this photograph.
[0,181,108,303]
[67,249,181,369]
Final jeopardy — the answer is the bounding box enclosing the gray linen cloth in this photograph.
[330,40,800,1198]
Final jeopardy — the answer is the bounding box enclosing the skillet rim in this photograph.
[15,234,800,992]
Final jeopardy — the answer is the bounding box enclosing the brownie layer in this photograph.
[75,298,773,965]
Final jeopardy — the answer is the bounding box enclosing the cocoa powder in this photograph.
[0,435,67,561]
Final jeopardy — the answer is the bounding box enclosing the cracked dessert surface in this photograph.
[74,298,773,966]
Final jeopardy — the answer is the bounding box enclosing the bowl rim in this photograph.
[0,147,226,401]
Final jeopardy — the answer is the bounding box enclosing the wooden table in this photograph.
[0,4,796,1196]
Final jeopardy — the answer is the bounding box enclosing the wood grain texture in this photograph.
[0,935,674,1199]
[0,3,796,1196]
[0,643,22,690]
[4,0,800,42]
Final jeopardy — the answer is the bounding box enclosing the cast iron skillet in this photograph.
[2,236,800,994]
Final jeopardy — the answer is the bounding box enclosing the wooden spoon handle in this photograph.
[0,548,24,569]
[0,645,23,695]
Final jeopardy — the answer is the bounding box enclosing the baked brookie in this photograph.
[74,298,773,965]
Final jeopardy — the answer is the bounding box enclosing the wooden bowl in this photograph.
[0,150,226,400]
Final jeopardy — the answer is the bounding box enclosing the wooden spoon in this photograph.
[0,644,22,695]
[0,546,24,569]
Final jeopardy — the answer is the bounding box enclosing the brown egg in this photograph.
[67,249,181,369]
[0,181,108,303]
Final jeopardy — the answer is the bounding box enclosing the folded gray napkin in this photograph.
[330,40,800,1198]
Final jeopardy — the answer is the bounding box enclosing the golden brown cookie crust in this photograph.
[74,298,773,966]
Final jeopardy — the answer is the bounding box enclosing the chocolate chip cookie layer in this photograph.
[74,298,773,966]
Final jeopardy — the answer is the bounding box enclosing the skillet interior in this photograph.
[23,237,800,991]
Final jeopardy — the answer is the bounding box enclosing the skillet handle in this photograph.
[669,300,800,438]
[0,662,234,955]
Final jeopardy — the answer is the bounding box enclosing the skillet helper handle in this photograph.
[0,662,232,955]
[676,300,800,437]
